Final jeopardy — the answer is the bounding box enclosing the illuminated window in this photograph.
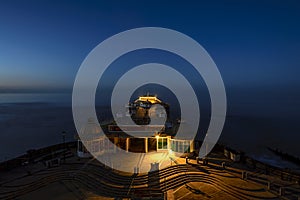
[157,137,168,150]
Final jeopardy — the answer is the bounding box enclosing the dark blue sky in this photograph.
[1,0,300,157]
[0,0,300,93]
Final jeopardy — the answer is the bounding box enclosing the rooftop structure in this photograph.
[135,95,162,104]
[128,95,169,123]
[76,94,193,173]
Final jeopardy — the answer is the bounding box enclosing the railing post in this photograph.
[242,171,248,180]
[185,157,189,164]
[221,161,226,169]
[267,181,271,190]
[279,187,285,196]
[202,158,208,166]
[196,157,200,164]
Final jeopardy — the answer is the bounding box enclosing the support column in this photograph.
[114,137,118,146]
[114,137,118,152]
[190,140,194,152]
[145,138,148,153]
[167,136,171,150]
[126,138,130,152]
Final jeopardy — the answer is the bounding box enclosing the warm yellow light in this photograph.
[155,135,160,139]
[137,96,162,104]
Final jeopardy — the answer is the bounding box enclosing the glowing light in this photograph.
[137,96,162,104]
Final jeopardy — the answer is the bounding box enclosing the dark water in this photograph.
[0,93,299,169]
[0,93,71,104]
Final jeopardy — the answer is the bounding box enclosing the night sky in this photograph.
[0,0,300,116]
[1,0,300,160]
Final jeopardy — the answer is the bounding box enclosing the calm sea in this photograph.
[0,93,299,169]
[0,93,71,104]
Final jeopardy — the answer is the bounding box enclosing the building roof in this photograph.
[135,95,162,104]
